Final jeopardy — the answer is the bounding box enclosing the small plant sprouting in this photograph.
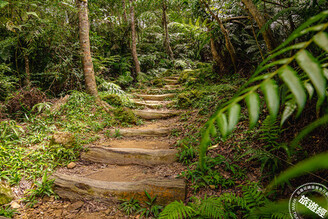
[119,197,141,215]
[138,191,163,218]
[25,171,58,207]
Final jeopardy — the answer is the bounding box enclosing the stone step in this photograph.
[134,93,176,101]
[82,146,177,166]
[107,128,171,137]
[132,99,173,109]
[163,79,179,85]
[164,85,181,90]
[133,110,180,120]
[164,76,179,80]
[94,139,172,149]
[53,168,186,206]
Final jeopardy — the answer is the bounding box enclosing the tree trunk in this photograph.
[24,54,31,86]
[241,0,276,52]
[200,0,237,73]
[122,0,127,23]
[76,0,99,99]
[162,0,174,59]
[130,0,141,74]
[210,35,225,72]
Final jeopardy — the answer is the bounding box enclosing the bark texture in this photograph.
[24,54,30,86]
[207,28,225,72]
[130,0,141,74]
[200,0,237,72]
[122,0,127,23]
[76,0,99,98]
[162,0,174,59]
[242,0,276,51]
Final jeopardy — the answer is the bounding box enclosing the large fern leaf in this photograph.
[198,10,328,170]
[159,201,194,219]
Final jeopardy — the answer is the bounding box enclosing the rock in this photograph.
[50,95,70,112]
[53,209,63,217]
[68,201,84,211]
[67,162,77,169]
[11,201,20,209]
[0,183,13,205]
[50,132,76,148]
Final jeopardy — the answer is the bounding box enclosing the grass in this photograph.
[0,91,139,204]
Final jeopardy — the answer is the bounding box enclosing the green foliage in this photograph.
[0,205,17,218]
[138,191,163,218]
[180,154,244,192]
[198,10,328,170]
[160,183,269,219]
[112,107,138,125]
[177,144,197,165]
[101,94,123,107]
[0,63,16,101]
[246,116,288,175]
[119,197,141,215]
[159,201,194,219]
[25,171,57,207]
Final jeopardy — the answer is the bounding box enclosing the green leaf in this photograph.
[227,104,241,134]
[304,82,314,99]
[324,68,328,80]
[272,10,328,53]
[245,92,260,128]
[296,50,326,104]
[280,100,296,126]
[279,66,306,116]
[261,79,279,119]
[300,23,326,35]
[0,0,8,8]
[268,151,328,190]
[313,32,328,53]
[26,12,39,19]
[216,113,228,137]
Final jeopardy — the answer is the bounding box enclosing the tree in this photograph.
[130,0,141,74]
[241,0,276,52]
[200,0,237,73]
[162,0,174,59]
[76,0,99,99]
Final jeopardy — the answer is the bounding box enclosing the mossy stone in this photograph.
[102,94,123,107]
[50,132,76,148]
[113,107,137,125]
[0,183,13,205]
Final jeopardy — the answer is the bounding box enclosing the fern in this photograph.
[197,195,226,218]
[159,201,194,219]
[96,77,130,103]
[198,10,328,170]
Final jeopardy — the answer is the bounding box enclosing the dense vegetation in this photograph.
[1,0,328,218]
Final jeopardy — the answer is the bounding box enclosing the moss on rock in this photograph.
[0,183,13,205]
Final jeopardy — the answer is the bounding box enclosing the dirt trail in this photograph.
[15,76,185,218]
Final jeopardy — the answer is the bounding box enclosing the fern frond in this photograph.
[159,201,194,219]
[198,195,225,219]
[198,10,328,170]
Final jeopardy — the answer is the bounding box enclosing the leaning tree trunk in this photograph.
[122,0,128,23]
[130,0,141,74]
[200,0,237,73]
[162,0,174,59]
[209,33,225,72]
[241,0,276,52]
[76,0,99,99]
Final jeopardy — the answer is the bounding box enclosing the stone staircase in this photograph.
[53,76,186,206]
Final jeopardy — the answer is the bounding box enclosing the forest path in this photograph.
[53,76,186,207]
